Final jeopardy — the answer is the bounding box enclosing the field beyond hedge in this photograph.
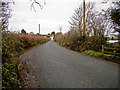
[2,32,50,88]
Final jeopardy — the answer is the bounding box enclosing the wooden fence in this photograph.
[102,45,120,56]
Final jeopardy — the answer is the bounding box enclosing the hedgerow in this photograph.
[2,32,50,88]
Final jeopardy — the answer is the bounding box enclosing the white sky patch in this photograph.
[8,0,116,34]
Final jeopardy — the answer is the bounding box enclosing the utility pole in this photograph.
[83,0,85,36]
[39,24,40,34]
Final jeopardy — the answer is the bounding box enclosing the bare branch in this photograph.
[30,0,44,12]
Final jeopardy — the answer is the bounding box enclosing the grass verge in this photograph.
[82,50,120,63]
[82,50,103,57]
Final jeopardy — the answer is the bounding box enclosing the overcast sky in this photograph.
[8,0,115,34]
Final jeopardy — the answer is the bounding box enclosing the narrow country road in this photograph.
[20,41,118,88]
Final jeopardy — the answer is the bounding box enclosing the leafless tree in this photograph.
[69,2,114,37]
[0,0,14,31]
[68,4,83,36]
[68,2,96,36]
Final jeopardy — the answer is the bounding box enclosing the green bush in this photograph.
[21,29,26,34]
[82,50,103,57]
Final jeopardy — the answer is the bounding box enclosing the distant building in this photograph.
[110,33,118,39]
[107,40,119,44]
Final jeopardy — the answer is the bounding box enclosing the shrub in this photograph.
[55,29,107,52]
[21,29,26,34]
[2,32,50,88]
[82,50,103,57]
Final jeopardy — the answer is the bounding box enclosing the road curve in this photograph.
[20,41,118,88]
